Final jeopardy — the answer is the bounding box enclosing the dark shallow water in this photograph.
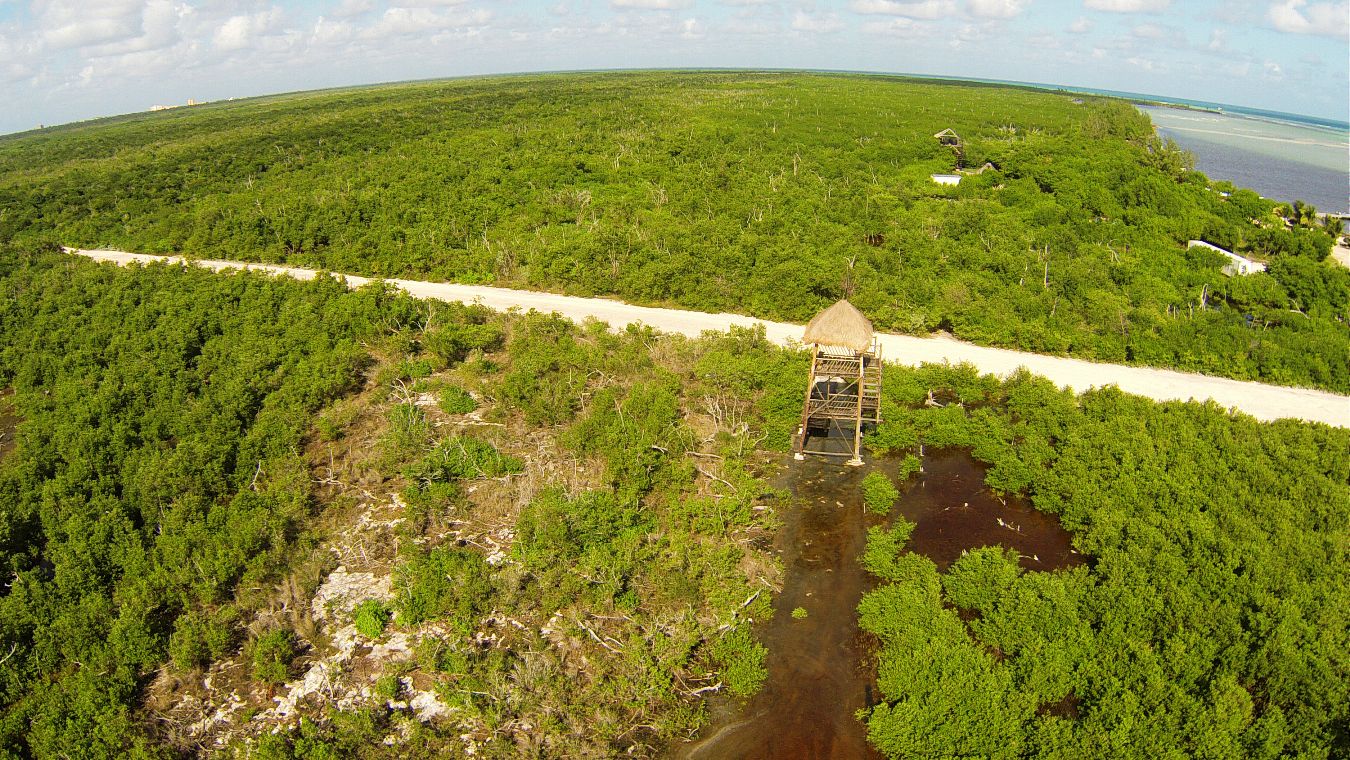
[673,448,1080,759]
[895,449,1083,572]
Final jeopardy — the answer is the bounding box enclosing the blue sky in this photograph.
[0,0,1346,135]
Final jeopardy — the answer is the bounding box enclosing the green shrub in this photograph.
[861,471,901,515]
[497,314,591,425]
[383,402,431,462]
[941,547,1023,613]
[394,547,492,630]
[404,435,522,485]
[515,488,649,568]
[250,711,387,760]
[438,386,478,415]
[393,357,435,380]
[353,600,391,639]
[168,607,240,670]
[861,521,926,583]
[252,629,300,685]
[710,626,768,698]
[316,416,342,442]
[374,674,401,700]
[425,322,503,364]
[791,607,808,620]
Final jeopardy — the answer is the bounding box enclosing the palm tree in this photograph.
[1291,200,1318,228]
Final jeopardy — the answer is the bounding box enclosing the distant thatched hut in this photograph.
[933,128,965,170]
[933,128,961,147]
[795,300,882,465]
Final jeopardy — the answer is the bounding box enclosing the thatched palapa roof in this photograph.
[803,299,874,352]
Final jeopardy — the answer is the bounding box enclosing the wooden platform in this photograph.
[793,343,882,464]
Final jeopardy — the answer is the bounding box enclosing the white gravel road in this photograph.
[71,248,1349,429]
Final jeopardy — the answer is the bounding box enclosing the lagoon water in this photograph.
[1140,105,1349,213]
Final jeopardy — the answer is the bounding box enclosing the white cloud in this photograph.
[1068,16,1093,32]
[1027,31,1059,48]
[332,0,376,16]
[214,9,284,52]
[1263,60,1284,78]
[850,0,958,19]
[792,10,846,32]
[1131,22,1169,38]
[967,0,1028,18]
[610,0,694,9]
[954,21,988,40]
[860,17,922,35]
[1267,0,1349,37]
[1084,0,1171,12]
[38,0,147,51]
[362,6,492,39]
[1125,55,1162,71]
[311,16,357,46]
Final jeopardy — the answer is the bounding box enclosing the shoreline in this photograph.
[1140,106,1350,214]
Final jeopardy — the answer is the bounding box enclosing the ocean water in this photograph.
[1139,105,1349,214]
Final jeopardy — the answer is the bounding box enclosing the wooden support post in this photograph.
[794,346,820,459]
[873,341,883,424]
[847,354,865,466]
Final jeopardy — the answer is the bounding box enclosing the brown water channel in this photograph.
[674,448,1081,760]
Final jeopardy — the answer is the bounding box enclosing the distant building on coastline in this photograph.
[1188,240,1266,276]
[149,99,204,113]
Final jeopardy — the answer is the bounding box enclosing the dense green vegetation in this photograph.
[861,471,900,515]
[0,246,399,757]
[0,248,794,758]
[859,364,1350,758]
[1,72,1346,390]
[0,240,1344,757]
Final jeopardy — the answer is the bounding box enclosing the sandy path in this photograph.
[1331,241,1350,270]
[71,249,1349,428]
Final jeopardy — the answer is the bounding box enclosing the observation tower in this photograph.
[793,300,882,466]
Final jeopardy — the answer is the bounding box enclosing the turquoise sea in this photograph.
[1139,105,1349,214]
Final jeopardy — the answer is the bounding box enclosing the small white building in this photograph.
[931,174,961,186]
[1188,240,1266,276]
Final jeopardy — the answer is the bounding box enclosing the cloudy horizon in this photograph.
[1,0,1347,136]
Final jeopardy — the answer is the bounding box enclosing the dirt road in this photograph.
[71,248,1349,428]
